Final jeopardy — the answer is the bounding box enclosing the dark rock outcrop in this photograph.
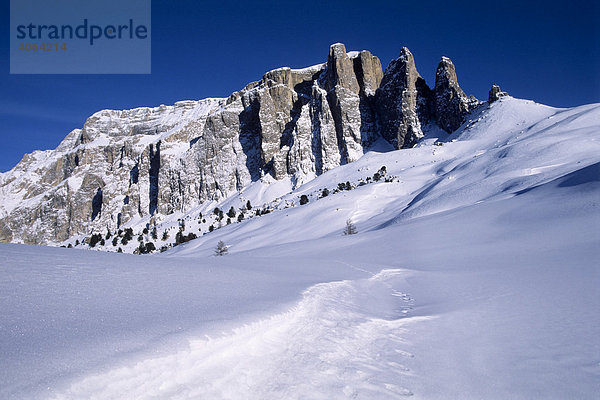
[488,83,508,103]
[375,47,432,149]
[434,57,477,133]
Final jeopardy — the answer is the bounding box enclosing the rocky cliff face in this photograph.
[375,47,432,148]
[433,57,479,132]
[0,43,482,245]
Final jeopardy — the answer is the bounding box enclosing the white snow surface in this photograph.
[1,97,599,399]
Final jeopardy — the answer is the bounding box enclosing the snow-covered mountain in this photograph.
[0,43,483,249]
[1,93,598,398]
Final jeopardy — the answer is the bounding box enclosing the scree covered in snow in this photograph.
[1,97,599,399]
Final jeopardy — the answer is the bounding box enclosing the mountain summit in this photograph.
[0,44,485,246]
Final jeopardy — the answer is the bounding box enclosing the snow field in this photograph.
[52,270,421,399]
[1,97,599,399]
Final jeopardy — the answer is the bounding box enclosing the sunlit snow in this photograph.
[1,97,599,399]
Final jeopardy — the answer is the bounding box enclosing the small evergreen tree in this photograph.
[300,194,309,205]
[321,188,329,198]
[151,227,158,240]
[186,232,197,241]
[237,213,244,222]
[214,240,228,256]
[227,207,236,218]
[145,242,156,253]
[112,237,118,246]
[343,219,358,235]
[209,225,214,232]
[117,247,123,253]
[345,181,352,191]
[246,200,252,210]
[123,228,133,241]
[89,233,102,247]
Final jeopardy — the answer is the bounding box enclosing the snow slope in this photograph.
[1,97,599,399]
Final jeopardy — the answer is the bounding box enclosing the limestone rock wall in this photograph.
[0,43,479,245]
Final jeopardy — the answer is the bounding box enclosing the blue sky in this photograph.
[1,0,598,172]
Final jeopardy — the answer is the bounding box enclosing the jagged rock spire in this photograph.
[433,56,475,133]
[353,50,383,97]
[322,43,383,163]
[375,47,432,149]
[488,83,508,103]
[325,43,360,93]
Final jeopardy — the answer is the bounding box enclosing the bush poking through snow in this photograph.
[89,233,102,248]
[215,240,228,256]
[300,195,309,205]
[343,219,358,235]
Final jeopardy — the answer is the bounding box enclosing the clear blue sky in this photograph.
[1,0,598,172]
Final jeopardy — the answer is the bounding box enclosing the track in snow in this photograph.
[52,270,422,400]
